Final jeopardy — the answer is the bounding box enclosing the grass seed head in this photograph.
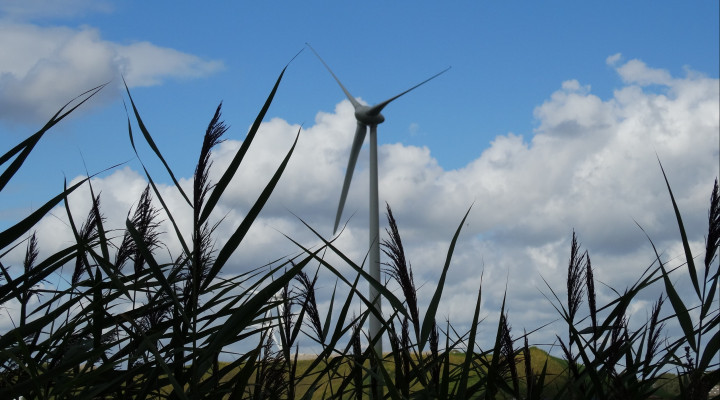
[704,178,719,274]
[72,194,103,285]
[295,269,323,343]
[381,202,420,336]
[567,230,587,324]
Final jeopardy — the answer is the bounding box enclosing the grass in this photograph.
[0,55,718,399]
[215,348,566,399]
[151,348,686,399]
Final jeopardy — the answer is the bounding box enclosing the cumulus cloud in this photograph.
[2,57,717,350]
[605,52,622,66]
[0,22,223,125]
[616,59,674,86]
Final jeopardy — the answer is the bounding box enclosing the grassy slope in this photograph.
[213,347,569,399]
[209,346,688,399]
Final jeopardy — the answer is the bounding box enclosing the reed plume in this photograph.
[704,178,719,275]
[20,232,39,327]
[585,253,597,350]
[72,194,103,286]
[567,231,586,327]
[429,321,440,388]
[260,333,287,400]
[500,313,519,396]
[115,184,161,275]
[188,102,227,309]
[381,203,419,337]
[642,294,665,379]
[295,269,323,343]
[607,299,628,373]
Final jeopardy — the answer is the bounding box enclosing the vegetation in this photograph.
[0,59,718,399]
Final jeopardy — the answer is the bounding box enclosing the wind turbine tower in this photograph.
[307,44,448,357]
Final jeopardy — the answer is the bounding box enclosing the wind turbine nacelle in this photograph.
[355,105,385,125]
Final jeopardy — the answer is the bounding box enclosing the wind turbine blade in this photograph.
[368,66,451,115]
[306,43,361,109]
[334,122,368,234]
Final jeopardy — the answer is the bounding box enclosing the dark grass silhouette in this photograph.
[0,57,717,399]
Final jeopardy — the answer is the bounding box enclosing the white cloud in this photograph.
[0,22,223,124]
[408,122,420,135]
[616,59,673,86]
[115,41,224,86]
[2,57,717,351]
[605,52,622,66]
[534,80,616,137]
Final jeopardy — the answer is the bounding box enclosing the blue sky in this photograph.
[1,1,719,351]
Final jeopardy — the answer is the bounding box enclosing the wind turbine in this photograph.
[307,44,448,357]
[251,289,287,354]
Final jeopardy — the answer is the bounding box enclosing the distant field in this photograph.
[211,347,682,399]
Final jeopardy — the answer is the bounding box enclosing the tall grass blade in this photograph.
[199,59,295,226]
[420,205,472,350]
[698,327,719,371]
[658,157,702,299]
[0,176,89,249]
[125,220,188,326]
[123,78,192,207]
[327,273,363,345]
[0,246,77,302]
[198,253,309,365]
[322,278,338,343]
[457,281,483,399]
[123,100,194,261]
[485,292,509,399]
[285,215,411,319]
[206,129,300,288]
[646,231,698,351]
[0,83,106,192]
[570,321,606,398]
[440,320,451,400]
[227,347,262,399]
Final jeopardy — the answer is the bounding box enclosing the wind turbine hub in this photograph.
[355,105,385,125]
